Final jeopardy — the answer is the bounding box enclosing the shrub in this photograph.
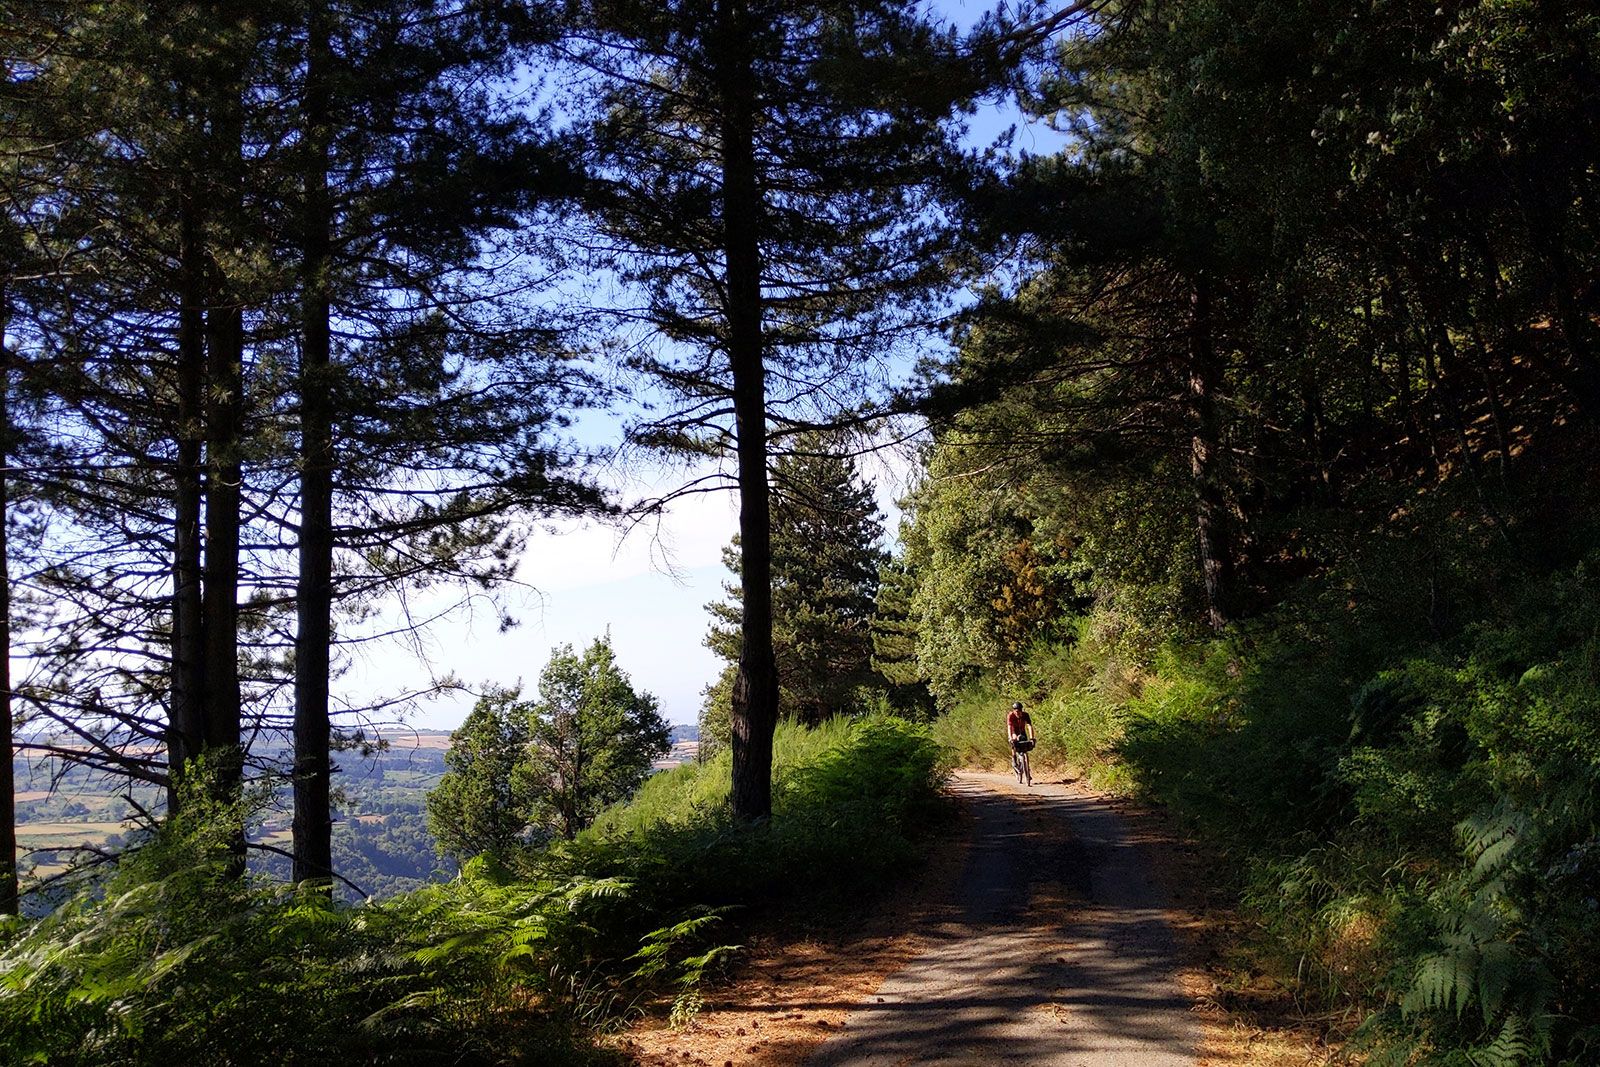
[563,715,948,913]
[933,559,1600,1064]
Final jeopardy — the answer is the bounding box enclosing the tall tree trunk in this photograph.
[1188,278,1234,632]
[292,0,335,891]
[170,181,208,811]
[718,0,777,821]
[202,83,246,872]
[203,297,244,857]
[1,295,17,916]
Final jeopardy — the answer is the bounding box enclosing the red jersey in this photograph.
[1007,709,1031,737]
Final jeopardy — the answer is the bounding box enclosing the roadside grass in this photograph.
[562,715,949,916]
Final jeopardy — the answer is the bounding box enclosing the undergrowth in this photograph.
[0,715,946,1065]
[568,716,948,913]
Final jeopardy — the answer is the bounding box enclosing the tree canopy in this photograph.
[521,636,670,841]
[425,687,533,864]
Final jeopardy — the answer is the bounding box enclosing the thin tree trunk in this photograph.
[292,0,335,891]
[1,296,16,916]
[1188,278,1234,632]
[718,0,778,821]
[170,181,208,810]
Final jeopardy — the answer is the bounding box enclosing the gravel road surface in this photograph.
[808,771,1197,1066]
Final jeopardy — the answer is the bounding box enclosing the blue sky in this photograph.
[350,0,1069,733]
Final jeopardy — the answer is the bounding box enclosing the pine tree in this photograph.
[282,0,591,891]
[2,0,288,855]
[869,555,935,718]
[706,437,887,726]
[1,0,603,897]
[560,0,968,817]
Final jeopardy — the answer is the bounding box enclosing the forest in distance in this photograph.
[4,0,1600,1064]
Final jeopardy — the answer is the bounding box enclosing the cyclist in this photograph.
[1006,701,1035,785]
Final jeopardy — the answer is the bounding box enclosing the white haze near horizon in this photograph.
[346,444,923,732]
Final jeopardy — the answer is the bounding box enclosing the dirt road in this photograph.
[807,771,1198,1066]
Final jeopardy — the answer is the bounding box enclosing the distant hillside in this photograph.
[13,728,455,908]
[13,724,708,910]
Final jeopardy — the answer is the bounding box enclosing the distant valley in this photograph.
[13,723,701,910]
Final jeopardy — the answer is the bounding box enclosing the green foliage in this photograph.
[573,716,948,912]
[869,556,938,718]
[899,442,1082,703]
[522,635,672,840]
[427,637,670,860]
[931,622,1140,790]
[426,686,535,864]
[696,663,736,762]
[932,554,1600,1064]
[705,438,889,725]
[0,786,618,1065]
[0,714,948,1066]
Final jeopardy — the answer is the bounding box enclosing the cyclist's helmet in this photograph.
[1011,701,1023,710]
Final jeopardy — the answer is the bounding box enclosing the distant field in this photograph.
[13,731,447,903]
[387,730,453,751]
[652,741,699,770]
[17,821,129,843]
[17,822,130,883]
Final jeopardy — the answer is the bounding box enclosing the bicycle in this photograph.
[1011,736,1034,787]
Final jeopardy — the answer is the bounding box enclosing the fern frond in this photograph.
[1466,1015,1532,1067]
[1475,940,1519,1024]
[1404,949,1477,1017]
[558,877,634,910]
[677,944,741,986]
[358,988,444,1031]
[1459,802,1531,881]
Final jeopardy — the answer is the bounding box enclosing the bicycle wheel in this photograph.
[1022,750,1032,787]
